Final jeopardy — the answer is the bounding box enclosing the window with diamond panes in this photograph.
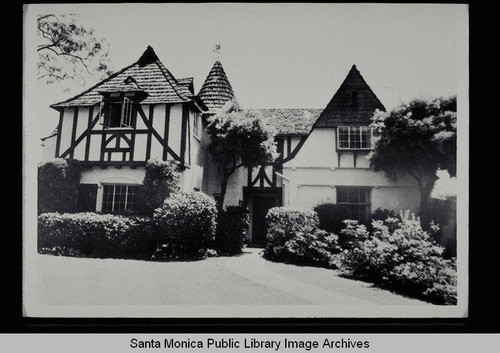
[101,184,138,213]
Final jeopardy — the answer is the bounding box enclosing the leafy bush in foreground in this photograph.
[154,191,217,259]
[338,211,457,304]
[37,212,145,258]
[264,207,339,268]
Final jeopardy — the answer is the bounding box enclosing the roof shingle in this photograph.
[313,65,385,128]
[250,108,322,137]
[51,46,196,109]
[198,61,235,114]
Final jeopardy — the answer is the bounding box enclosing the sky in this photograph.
[24,3,467,195]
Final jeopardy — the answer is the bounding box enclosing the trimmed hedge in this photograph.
[338,211,457,305]
[154,191,217,259]
[38,159,81,214]
[214,206,249,255]
[38,212,148,258]
[38,192,218,260]
[264,207,339,268]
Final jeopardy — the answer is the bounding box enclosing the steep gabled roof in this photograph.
[51,46,194,109]
[198,61,235,114]
[313,65,385,128]
[250,108,323,137]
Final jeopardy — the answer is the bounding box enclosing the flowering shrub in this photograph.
[313,203,353,235]
[153,192,217,259]
[137,159,180,216]
[37,212,145,258]
[38,159,81,214]
[214,206,250,255]
[264,207,340,268]
[338,211,457,304]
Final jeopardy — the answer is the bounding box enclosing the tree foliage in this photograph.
[369,96,457,226]
[38,159,81,214]
[206,100,278,210]
[37,14,112,88]
[137,159,181,216]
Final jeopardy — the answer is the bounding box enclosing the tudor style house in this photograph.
[42,46,420,243]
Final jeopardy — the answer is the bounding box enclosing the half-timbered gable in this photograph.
[282,65,420,219]
[47,46,207,212]
[50,46,206,167]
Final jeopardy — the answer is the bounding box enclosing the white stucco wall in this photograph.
[58,107,75,155]
[283,127,420,213]
[41,135,57,162]
[168,104,183,159]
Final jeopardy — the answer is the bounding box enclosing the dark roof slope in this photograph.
[198,61,235,114]
[313,65,385,128]
[250,108,322,137]
[51,46,194,109]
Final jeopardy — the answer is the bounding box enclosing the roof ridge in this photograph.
[154,59,189,102]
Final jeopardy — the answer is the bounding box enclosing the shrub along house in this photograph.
[42,46,420,243]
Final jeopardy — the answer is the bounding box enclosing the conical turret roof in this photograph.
[198,61,235,114]
[313,65,385,128]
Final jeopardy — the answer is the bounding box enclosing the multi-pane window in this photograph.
[102,184,138,213]
[337,126,372,149]
[100,96,133,128]
[336,187,371,222]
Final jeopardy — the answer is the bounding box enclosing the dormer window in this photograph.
[98,76,147,129]
[337,126,373,150]
[99,95,133,128]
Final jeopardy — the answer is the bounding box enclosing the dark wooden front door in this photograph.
[252,194,278,245]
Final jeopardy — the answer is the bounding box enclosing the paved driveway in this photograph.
[36,247,428,306]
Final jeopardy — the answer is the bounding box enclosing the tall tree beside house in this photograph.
[369,96,457,228]
[37,14,112,89]
[206,100,278,211]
